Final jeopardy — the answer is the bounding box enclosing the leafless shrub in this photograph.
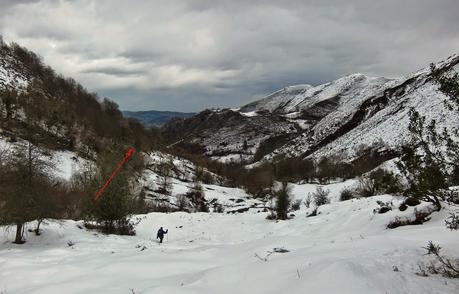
[339,188,354,201]
[422,241,459,278]
[309,186,330,207]
[355,177,376,197]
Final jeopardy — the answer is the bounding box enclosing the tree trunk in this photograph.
[429,194,442,211]
[434,198,442,211]
[35,219,43,235]
[14,222,24,244]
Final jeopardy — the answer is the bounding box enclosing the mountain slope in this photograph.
[267,55,459,160]
[162,108,300,163]
[163,54,459,164]
[0,40,157,155]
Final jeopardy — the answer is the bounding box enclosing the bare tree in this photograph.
[186,180,208,212]
[0,141,54,243]
[157,160,173,195]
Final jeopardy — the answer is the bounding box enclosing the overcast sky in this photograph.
[1,0,458,112]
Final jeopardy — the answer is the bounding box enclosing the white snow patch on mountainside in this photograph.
[241,74,394,114]
[51,150,91,181]
[0,48,29,90]
[0,136,89,181]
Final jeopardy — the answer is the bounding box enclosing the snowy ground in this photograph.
[1,194,458,294]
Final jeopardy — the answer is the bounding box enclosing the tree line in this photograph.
[0,38,161,156]
[0,139,147,243]
[169,144,396,198]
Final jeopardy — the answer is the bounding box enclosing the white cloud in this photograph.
[0,0,458,111]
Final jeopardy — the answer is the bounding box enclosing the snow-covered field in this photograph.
[1,145,457,293]
[1,194,458,294]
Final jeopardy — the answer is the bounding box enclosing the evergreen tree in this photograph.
[274,182,292,220]
[398,64,459,210]
[83,149,137,234]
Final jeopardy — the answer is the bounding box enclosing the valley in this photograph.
[1,3,459,293]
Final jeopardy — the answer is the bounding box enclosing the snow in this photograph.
[241,74,394,115]
[239,111,258,117]
[52,151,90,181]
[1,194,458,293]
[289,179,358,202]
[0,48,29,90]
[210,153,251,163]
[0,136,89,182]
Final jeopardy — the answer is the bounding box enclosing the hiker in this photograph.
[157,227,168,243]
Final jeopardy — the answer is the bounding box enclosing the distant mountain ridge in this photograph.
[123,110,195,127]
[162,54,459,164]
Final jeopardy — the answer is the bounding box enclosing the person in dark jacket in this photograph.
[157,227,168,243]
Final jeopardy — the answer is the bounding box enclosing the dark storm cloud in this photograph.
[81,66,148,77]
[0,0,458,111]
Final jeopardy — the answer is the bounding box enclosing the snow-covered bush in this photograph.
[310,186,330,207]
[339,188,354,201]
[368,168,404,194]
[374,200,392,214]
[445,213,459,230]
[291,199,302,211]
[355,169,403,198]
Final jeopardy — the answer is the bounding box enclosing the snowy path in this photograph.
[1,196,458,294]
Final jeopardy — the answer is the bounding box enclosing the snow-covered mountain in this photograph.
[163,54,459,164]
[239,75,393,115]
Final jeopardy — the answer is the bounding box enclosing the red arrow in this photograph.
[95,147,134,200]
